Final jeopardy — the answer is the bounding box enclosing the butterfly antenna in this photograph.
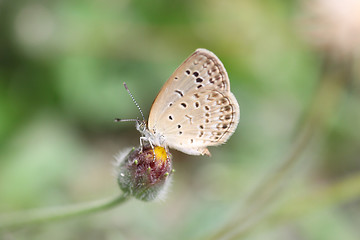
[123,82,146,122]
[114,118,139,123]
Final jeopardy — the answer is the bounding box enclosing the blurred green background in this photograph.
[1,0,360,239]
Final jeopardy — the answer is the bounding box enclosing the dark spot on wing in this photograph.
[175,90,184,97]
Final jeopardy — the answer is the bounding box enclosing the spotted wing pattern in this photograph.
[148,49,240,155]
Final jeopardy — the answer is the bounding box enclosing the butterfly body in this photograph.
[138,49,240,156]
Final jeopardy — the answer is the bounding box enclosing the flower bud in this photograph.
[116,144,174,201]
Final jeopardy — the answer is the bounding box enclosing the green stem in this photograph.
[0,193,129,230]
[233,172,360,239]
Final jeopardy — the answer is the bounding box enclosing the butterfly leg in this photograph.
[148,140,156,162]
[139,136,146,152]
[139,136,156,161]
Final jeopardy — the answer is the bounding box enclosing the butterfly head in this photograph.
[114,117,148,134]
[135,119,148,134]
[135,119,165,147]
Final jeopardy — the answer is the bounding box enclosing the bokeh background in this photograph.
[1,0,360,239]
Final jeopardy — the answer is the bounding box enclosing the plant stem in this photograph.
[0,193,129,230]
[233,172,360,239]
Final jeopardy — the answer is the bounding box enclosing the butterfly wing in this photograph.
[148,49,240,156]
[148,49,230,125]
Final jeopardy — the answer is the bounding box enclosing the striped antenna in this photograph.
[123,82,145,122]
[114,118,139,123]
[115,82,145,123]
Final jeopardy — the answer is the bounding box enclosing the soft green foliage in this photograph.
[1,0,359,239]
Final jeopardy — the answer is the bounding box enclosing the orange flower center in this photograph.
[153,146,167,163]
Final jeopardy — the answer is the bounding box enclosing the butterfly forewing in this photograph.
[148,49,230,125]
[148,49,240,155]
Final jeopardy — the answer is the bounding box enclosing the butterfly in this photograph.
[117,49,240,156]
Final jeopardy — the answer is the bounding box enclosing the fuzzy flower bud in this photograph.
[116,144,174,201]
